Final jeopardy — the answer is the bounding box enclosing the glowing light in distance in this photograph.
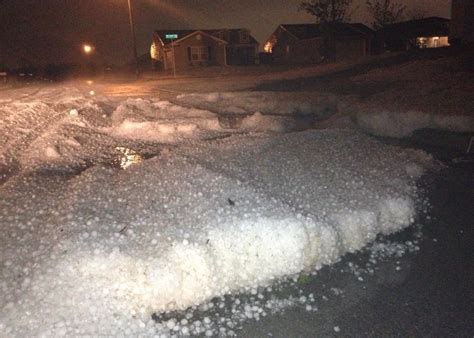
[83,44,93,54]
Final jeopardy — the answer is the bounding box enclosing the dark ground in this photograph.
[239,130,474,337]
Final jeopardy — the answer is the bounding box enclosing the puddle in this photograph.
[218,114,246,129]
[34,147,153,177]
[115,147,144,169]
[292,113,318,131]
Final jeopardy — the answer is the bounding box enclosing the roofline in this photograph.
[155,29,261,46]
[163,30,228,46]
[154,28,254,33]
[276,23,370,40]
[278,24,301,40]
[349,23,375,33]
[152,31,166,46]
[378,16,451,30]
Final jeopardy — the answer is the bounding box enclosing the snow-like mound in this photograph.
[176,91,336,117]
[0,86,105,171]
[106,96,337,142]
[356,110,474,138]
[110,98,217,123]
[0,129,432,336]
[106,98,222,142]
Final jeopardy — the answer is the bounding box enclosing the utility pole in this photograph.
[127,0,139,79]
[171,38,176,78]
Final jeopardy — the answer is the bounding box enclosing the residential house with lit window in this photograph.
[375,17,451,52]
[263,23,372,65]
[151,29,258,70]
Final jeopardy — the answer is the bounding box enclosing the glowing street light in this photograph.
[83,44,93,55]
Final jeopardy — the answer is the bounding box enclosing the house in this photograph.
[350,23,375,53]
[450,0,474,45]
[215,29,259,65]
[151,29,258,70]
[375,17,451,52]
[263,23,373,64]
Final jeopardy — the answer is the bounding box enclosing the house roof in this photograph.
[207,29,259,45]
[279,23,371,40]
[376,17,450,39]
[153,29,258,46]
[350,23,375,36]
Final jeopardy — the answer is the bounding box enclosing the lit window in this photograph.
[150,42,160,60]
[264,41,273,53]
[416,37,428,48]
[416,36,449,49]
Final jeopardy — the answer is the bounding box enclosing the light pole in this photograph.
[127,0,139,79]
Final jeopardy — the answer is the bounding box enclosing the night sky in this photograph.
[0,0,451,68]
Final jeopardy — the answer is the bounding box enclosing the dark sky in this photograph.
[0,0,451,68]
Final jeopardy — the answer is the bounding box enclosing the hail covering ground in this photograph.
[0,85,469,336]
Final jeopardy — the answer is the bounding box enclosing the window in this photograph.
[416,37,428,48]
[416,36,449,49]
[190,47,209,62]
[264,41,273,53]
[150,42,160,60]
[240,30,250,43]
[264,36,277,54]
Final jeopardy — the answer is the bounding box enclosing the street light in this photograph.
[82,43,95,77]
[127,0,139,79]
[83,44,93,55]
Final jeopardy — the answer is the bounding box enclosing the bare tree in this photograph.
[366,0,406,29]
[300,0,353,24]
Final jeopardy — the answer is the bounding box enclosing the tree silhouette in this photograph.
[300,0,353,23]
[366,0,406,29]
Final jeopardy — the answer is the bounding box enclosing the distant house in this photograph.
[151,29,259,70]
[350,23,376,53]
[450,0,474,45]
[376,17,451,52]
[217,29,259,65]
[263,23,373,64]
